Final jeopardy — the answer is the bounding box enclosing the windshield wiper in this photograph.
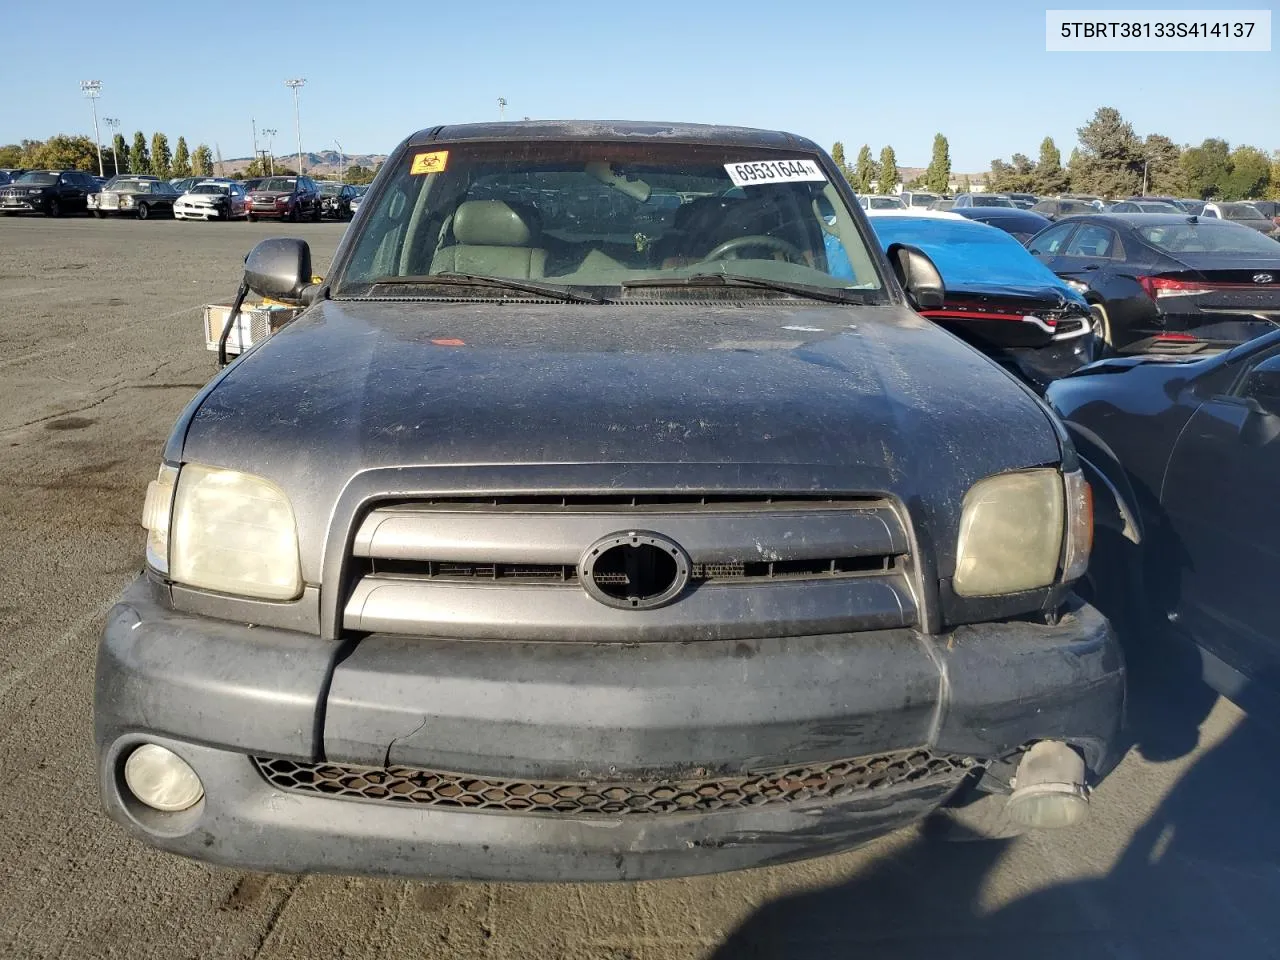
[366,273,602,304]
[620,274,869,305]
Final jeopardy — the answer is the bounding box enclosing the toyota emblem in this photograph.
[580,531,690,610]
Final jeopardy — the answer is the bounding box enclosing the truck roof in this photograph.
[406,120,819,152]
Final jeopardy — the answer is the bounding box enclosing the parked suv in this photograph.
[318,181,358,219]
[96,121,1123,883]
[246,175,322,222]
[0,169,99,216]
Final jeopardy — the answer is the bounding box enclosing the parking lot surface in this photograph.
[2,217,1279,960]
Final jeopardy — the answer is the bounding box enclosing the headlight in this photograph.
[954,469,1068,597]
[120,196,134,206]
[141,465,179,573]
[169,464,301,600]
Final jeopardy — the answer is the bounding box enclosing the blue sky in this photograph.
[0,0,1275,171]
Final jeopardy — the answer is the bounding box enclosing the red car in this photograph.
[246,175,322,222]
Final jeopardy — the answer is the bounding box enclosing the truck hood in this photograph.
[177,299,1061,581]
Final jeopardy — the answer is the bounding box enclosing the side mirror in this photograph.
[244,237,312,303]
[1241,354,1280,417]
[886,242,945,310]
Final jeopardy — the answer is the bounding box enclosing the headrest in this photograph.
[452,200,538,246]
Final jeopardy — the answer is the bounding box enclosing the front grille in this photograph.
[368,555,895,584]
[254,749,975,816]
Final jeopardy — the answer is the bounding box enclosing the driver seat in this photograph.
[430,201,548,278]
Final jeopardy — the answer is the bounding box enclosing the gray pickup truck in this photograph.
[96,121,1124,882]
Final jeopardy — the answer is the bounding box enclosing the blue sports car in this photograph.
[869,213,1098,389]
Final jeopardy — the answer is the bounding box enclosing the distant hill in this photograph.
[215,149,387,177]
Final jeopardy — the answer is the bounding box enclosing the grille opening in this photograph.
[587,541,679,604]
[366,554,896,583]
[253,750,976,816]
[376,494,886,511]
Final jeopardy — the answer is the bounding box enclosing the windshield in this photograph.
[192,184,227,195]
[1135,202,1181,213]
[335,141,885,299]
[111,180,153,193]
[1138,222,1280,255]
[972,196,1015,207]
[16,173,58,185]
[258,178,296,192]
[319,182,343,195]
[906,194,938,207]
[866,197,905,209]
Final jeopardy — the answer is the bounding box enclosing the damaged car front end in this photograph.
[96,121,1124,882]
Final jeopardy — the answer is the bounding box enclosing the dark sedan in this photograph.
[1027,213,1280,353]
[0,170,99,216]
[246,175,322,222]
[952,206,1052,243]
[92,178,179,219]
[1047,328,1280,716]
[1032,197,1100,221]
[869,213,1096,389]
[318,181,358,219]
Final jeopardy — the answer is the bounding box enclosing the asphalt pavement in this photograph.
[1,216,1278,960]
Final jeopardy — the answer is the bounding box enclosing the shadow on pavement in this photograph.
[710,638,1280,960]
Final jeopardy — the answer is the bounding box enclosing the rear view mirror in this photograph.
[1241,354,1280,418]
[244,238,313,302]
[886,242,945,310]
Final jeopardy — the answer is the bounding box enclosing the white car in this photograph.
[174,181,248,221]
[858,194,906,210]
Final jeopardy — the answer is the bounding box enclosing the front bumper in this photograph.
[96,575,1124,881]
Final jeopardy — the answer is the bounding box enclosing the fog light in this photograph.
[1004,740,1089,830]
[123,744,204,812]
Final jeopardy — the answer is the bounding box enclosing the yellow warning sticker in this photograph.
[410,150,449,175]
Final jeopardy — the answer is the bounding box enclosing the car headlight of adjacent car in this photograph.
[141,463,301,600]
[953,468,1092,597]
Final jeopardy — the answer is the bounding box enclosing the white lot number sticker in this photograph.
[725,159,827,187]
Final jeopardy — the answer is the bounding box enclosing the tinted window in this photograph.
[1027,222,1076,256]
[1138,222,1280,255]
[259,178,297,191]
[972,196,1015,207]
[1065,224,1120,258]
[1220,202,1266,221]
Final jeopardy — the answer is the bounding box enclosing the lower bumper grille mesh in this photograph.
[253,749,975,816]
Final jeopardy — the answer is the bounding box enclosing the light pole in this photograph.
[1141,158,1150,197]
[334,139,345,183]
[80,80,104,177]
[285,79,306,175]
[498,97,507,121]
[103,117,120,175]
[262,129,277,174]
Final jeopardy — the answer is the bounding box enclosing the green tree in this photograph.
[149,132,172,179]
[853,144,878,193]
[0,143,23,167]
[129,132,150,177]
[191,144,214,177]
[959,175,972,194]
[111,133,129,173]
[1225,145,1271,199]
[1034,137,1069,195]
[924,133,951,193]
[876,145,898,195]
[987,158,1013,192]
[1269,152,1280,200]
[1070,106,1143,197]
[1180,137,1231,199]
[830,141,857,187]
[342,163,377,185]
[24,134,99,171]
[171,137,192,178]
[1141,133,1184,195]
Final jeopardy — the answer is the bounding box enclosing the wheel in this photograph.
[1089,304,1113,353]
[248,213,257,222]
[311,202,322,222]
[287,205,299,223]
[47,198,62,217]
[136,203,150,221]
[95,211,107,219]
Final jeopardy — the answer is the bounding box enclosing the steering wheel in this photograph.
[701,234,806,264]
